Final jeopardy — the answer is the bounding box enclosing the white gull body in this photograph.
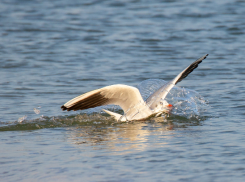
[61,54,208,121]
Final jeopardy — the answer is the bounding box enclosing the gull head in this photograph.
[152,99,173,115]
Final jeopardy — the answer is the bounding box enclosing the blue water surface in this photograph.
[0,0,245,181]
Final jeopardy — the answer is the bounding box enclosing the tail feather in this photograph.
[102,109,123,121]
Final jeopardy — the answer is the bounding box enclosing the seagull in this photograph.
[61,54,208,121]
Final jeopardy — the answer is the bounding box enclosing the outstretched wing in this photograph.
[174,54,208,84]
[61,84,145,113]
[146,54,208,109]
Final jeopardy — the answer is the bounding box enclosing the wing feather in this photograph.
[175,54,208,84]
[61,84,145,113]
[146,54,208,109]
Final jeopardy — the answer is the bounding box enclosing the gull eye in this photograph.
[160,102,163,105]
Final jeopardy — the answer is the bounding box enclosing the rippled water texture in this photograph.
[1,0,245,181]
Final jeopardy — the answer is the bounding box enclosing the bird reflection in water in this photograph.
[65,114,201,153]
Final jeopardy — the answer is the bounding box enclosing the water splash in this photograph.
[18,115,27,123]
[137,79,209,119]
[34,108,40,114]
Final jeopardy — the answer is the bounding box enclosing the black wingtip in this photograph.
[175,54,208,84]
[199,54,208,61]
[61,105,67,111]
[203,54,208,59]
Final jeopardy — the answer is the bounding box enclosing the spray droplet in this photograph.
[18,115,27,123]
[34,108,40,114]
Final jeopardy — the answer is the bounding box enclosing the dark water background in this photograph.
[1,0,245,181]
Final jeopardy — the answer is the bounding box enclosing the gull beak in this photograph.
[168,104,173,107]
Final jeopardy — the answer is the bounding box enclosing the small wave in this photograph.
[0,113,115,132]
[0,112,208,132]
